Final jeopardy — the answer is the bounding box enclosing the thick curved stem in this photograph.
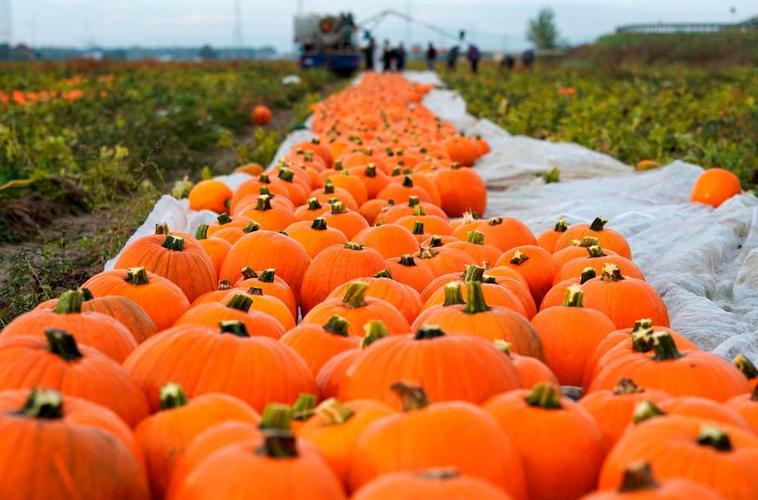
[467,230,485,245]
[414,325,446,340]
[562,285,584,307]
[258,268,276,283]
[314,398,355,424]
[195,223,209,240]
[226,294,253,312]
[580,267,597,284]
[632,400,665,424]
[697,426,732,452]
[361,320,388,348]
[17,388,63,419]
[524,383,563,409]
[219,320,250,337]
[159,383,189,410]
[162,235,185,251]
[53,290,84,314]
[292,393,317,421]
[613,378,643,395]
[463,280,490,314]
[443,282,465,306]
[45,328,83,362]
[323,315,350,336]
[554,218,569,232]
[125,267,150,285]
[590,217,608,231]
[311,218,328,230]
[342,281,369,308]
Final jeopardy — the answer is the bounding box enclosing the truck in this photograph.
[294,13,361,75]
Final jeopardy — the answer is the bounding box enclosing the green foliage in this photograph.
[445,64,757,188]
[527,8,559,49]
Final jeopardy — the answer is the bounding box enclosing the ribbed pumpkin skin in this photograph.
[135,392,260,499]
[172,302,286,338]
[496,245,560,304]
[340,333,522,409]
[328,277,422,324]
[657,396,752,430]
[530,305,616,386]
[582,275,669,329]
[302,296,410,337]
[115,233,217,302]
[0,308,137,363]
[299,244,386,313]
[385,256,437,292]
[284,220,348,258]
[0,335,149,427]
[353,223,420,259]
[235,272,298,317]
[484,388,605,500]
[510,353,558,388]
[298,400,395,481]
[353,471,511,500]
[219,230,311,294]
[280,323,360,375]
[124,325,317,412]
[583,477,722,500]
[598,416,758,499]
[197,236,231,275]
[83,269,190,331]
[472,217,536,253]
[316,349,360,398]
[173,438,346,500]
[36,295,158,343]
[434,166,487,217]
[0,389,149,500]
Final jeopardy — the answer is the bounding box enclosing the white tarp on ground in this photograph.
[108,71,757,359]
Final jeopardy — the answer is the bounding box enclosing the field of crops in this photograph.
[444,63,757,189]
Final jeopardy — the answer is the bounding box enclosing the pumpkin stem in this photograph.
[411,204,426,216]
[226,294,253,312]
[618,462,659,492]
[344,241,364,251]
[401,176,414,187]
[260,403,293,431]
[218,280,233,290]
[257,429,298,459]
[323,180,335,194]
[524,383,563,409]
[374,269,393,279]
[53,290,84,314]
[342,281,369,308]
[323,315,350,337]
[255,195,272,211]
[391,382,429,411]
[45,328,82,362]
[361,320,388,348]
[412,221,425,235]
[125,267,150,285]
[246,287,263,296]
[587,245,606,258]
[257,268,276,283]
[154,223,170,235]
[219,320,250,337]
[419,468,460,480]
[562,285,584,307]
[428,236,444,248]
[398,254,416,266]
[259,186,273,198]
[632,400,665,424]
[572,236,600,248]
[443,282,465,306]
[414,325,446,340]
[195,223,209,240]
[306,197,322,210]
[314,398,355,424]
[217,213,232,225]
[258,174,271,184]
[613,378,643,395]
[240,266,258,280]
[509,250,529,265]
[697,426,732,452]
[278,168,294,183]
[554,219,569,232]
[17,387,63,419]
[364,164,377,177]
[243,221,260,233]
[601,263,624,282]
[159,383,189,410]
[463,280,490,314]
[590,217,608,231]
[651,332,683,361]
[311,218,328,230]
[580,267,597,284]
[493,339,512,355]
[487,217,503,227]
[467,230,485,245]
[80,288,94,300]
[162,235,185,251]
[734,354,758,381]
[292,393,317,421]
[330,201,347,215]
[463,264,486,282]
[407,196,420,207]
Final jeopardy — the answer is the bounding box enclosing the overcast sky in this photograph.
[4,0,753,51]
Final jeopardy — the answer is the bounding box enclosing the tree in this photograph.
[198,44,217,60]
[527,8,559,50]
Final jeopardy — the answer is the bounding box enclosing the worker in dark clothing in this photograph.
[426,42,437,70]
[364,37,376,71]
[522,49,535,68]
[396,43,406,71]
[381,40,392,71]
[502,54,515,71]
[446,45,459,70]
[467,44,481,73]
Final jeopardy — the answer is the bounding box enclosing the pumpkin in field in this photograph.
[280,316,361,375]
[194,224,232,275]
[324,201,370,239]
[84,267,190,330]
[726,385,758,435]
[0,329,149,427]
[434,163,487,217]
[552,245,643,285]
[0,388,149,499]
[252,104,273,125]
[115,230,216,302]
[353,223,420,259]
[302,281,410,336]
[238,194,296,231]
[299,242,386,313]
[0,289,137,362]
[446,230,502,266]
[493,340,558,388]
[340,326,521,408]
[468,216,537,253]
[585,461,722,499]
[536,218,569,253]
[135,383,260,499]
[650,396,753,430]
[234,162,265,176]
[353,469,512,500]
[218,290,295,330]
[385,253,438,292]
[496,245,560,304]
[484,383,605,500]
[235,267,298,317]
[173,293,286,338]
[529,285,616,385]
[691,167,742,208]
[284,217,348,258]
[598,415,758,499]
[377,176,432,204]
[298,398,396,481]
[348,382,527,498]
[554,217,632,259]
[328,272,422,324]
[188,179,233,214]
[124,321,317,412]
[421,269,527,317]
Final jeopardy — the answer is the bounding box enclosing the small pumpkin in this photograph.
[328,272,422,324]
[194,223,232,275]
[585,461,722,499]
[536,218,570,253]
[691,167,742,208]
[280,316,361,375]
[353,469,511,500]
[353,223,420,259]
[323,201,370,239]
[188,179,232,214]
[173,293,286,338]
[434,163,487,217]
[554,216,632,259]
[284,217,348,258]
[496,245,560,304]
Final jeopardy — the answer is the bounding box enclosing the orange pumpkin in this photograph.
[585,461,722,499]
[496,245,560,304]
[469,217,537,253]
[536,218,570,253]
[353,223,419,258]
[280,316,361,375]
[553,245,643,285]
[434,163,487,217]
[284,218,348,258]
[234,267,298,318]
[353,470,511,500]
[446,230,502,266]
[188,179,232,214]
[324,201,370,239]
[174,293,287,336]
[691,167,742,208]
[252,104,272,125]
[239,194,296,230]
[194,223,232,275]
[554,217,632,259]
[328,273,422,324]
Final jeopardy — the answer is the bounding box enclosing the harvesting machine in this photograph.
[294,13,360,75]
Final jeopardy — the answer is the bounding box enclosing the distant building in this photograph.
[616,14,758,34]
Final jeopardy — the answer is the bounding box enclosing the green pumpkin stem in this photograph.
[407,196,420,207]
[259,186,273,198]
[493,339,512,355]
[259,404,293,431]
[314,398,355,424]
[587,245,606,258]
[344,241,363,251]
[509,250,529,265]
[580,267,597,284]
[247,287,264,296]
[258,174,271,184]
[307,197,322,210]
[554,219,569,232]
[590,217,608,231]
[361,320,388,348]
[443,282,465,306]
[45,328,83,362]
[125,267,150,285]
[218,280,233,290]
[323,180,335,194]
[398,254,416,266]
[257,429,298,458]
[414,325,446,340]
[467,230,485,245]
[330,201,346,215]
[573,236,600,248]
[240,266,258,280]
[427,235,443,247]
[601,264,624,282]
[258,268,276,283]
[154,223,170,235]
[195,223,209,240]
[463,264,486,282]
[256,195,272,211]
[311,218,328,231]
[651,332,683,361]
[613,378,644,395]
[292,393,317,421]
[411,205,426,216]
[53,290,84,314]
[412,221,425,235]
[17,388,63,419]
[162,235,185,251]
[226,294,253,312]
[632,400,665,424]
[734,354,758,381]
[374,269,392,279]
[159,383,189,410]
[278,168,294,182]
[217,213,232,225]
[219,320,250,337]
[618,462,659,493]
[563,285,584,307]
[342,281,369,308]
[243,221,260,233]
[697,426,732,452]
[402,176,414,187]
[391,382,429,411]
[323,315,350,337]
[524,383,563,409]
[365,164,377,177]
[463,280,490,314]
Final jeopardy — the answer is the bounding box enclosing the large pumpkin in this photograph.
[554,216,632,258]
[280,316,361,375]
[353,470,511,500]
[327,273,422,324]
[585,461,722,499]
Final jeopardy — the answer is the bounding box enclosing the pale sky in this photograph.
[4,0,754,51]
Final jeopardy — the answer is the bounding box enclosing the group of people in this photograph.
[362,38,482,74]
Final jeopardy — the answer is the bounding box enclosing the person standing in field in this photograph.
[467,44,481,73]
[426,42,437,70]
[396,43,407,71]
[382,40,392,71]
[446,45,459,70]
[364,36,376,71]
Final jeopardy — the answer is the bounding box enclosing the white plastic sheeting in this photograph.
[108,70,758,359]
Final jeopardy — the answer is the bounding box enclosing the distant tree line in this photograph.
[0,44,278,61]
